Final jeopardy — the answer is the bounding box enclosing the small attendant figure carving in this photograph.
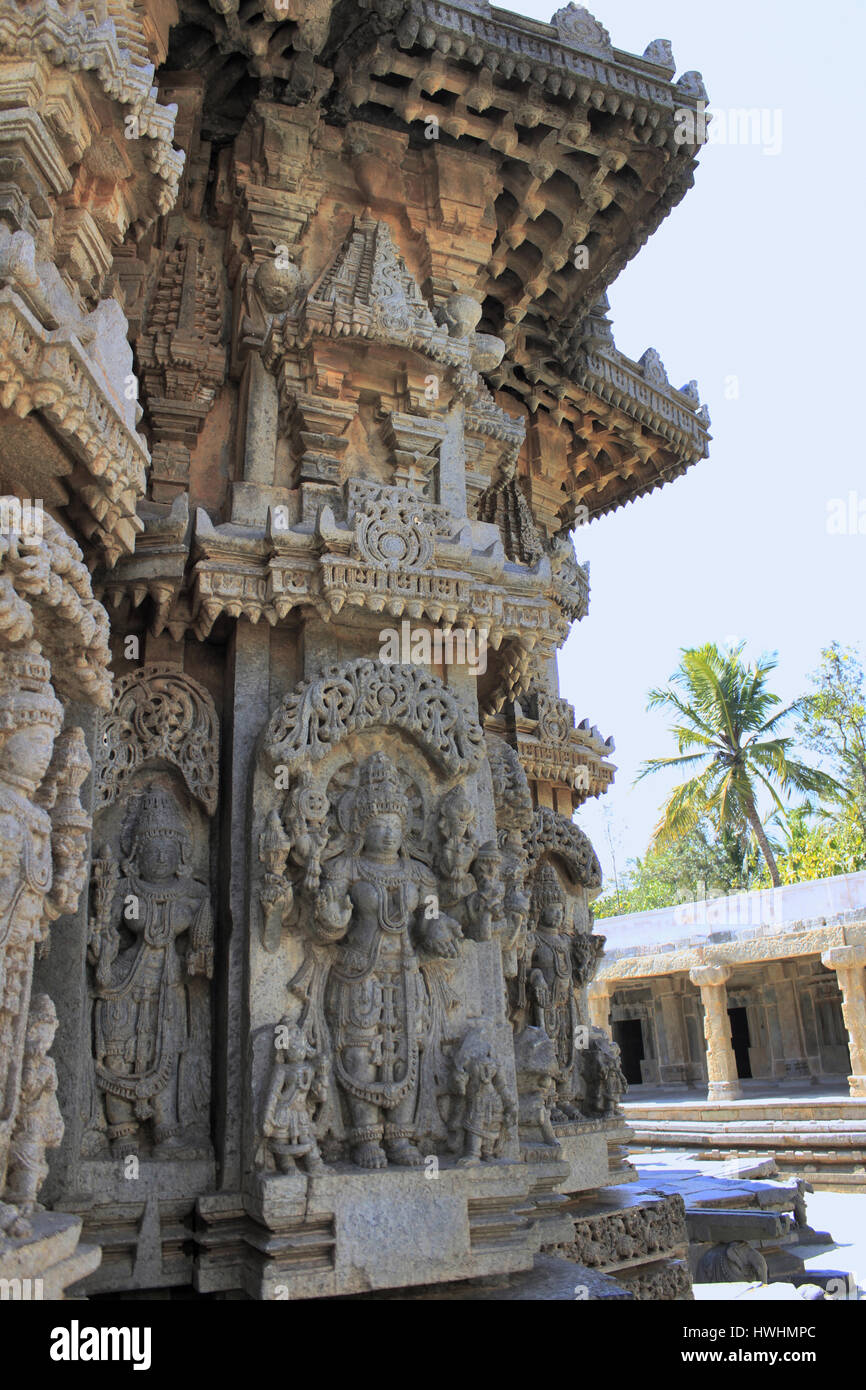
[436,785,477,916]
[449,1028,515,1166]
[499,828,531,978]
[88,788,213,1157]
[260,1018,330,1175]
[583,1026,627,1117]
[5,995,63,1211]
[260,774,332,951]
[465,841,505,942]
[285,771,331,892]
[513,1026,561,1155]
[259,810,293,953]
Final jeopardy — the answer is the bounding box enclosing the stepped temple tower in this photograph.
[0,0,710,1299]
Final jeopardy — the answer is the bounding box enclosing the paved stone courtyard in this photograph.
[637,1149,866,1300]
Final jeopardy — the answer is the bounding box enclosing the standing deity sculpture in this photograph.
[88,787,213,1158]
[305,752,463,1170]
[0,650,89,1231]
[523,863,582,1121]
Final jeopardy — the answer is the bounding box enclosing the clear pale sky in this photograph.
[500,0,866,887]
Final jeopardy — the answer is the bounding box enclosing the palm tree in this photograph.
[636,643,839,887]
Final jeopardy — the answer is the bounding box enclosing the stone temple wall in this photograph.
[0,0,711,1300]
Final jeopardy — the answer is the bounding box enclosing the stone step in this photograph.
[686,1207,789,1241]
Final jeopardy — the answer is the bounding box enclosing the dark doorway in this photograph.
[728,1006,752,1079]
[613,1018,645,1085]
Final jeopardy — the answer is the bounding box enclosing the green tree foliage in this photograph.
[592,820,762,919]
[797,643,866,840]
[635,643,838,886]
[750,803,866,887]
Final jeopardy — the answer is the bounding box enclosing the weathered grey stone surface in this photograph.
[0,0,712,1300]
[335,1254,634,1300]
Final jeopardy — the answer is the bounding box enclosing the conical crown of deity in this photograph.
[127,788,189,849]
[534,862,565,910]
[353,752,409,831]
[0,649,63,733]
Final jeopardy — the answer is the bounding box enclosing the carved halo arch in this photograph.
[263,658,485,777]
[95,663,220,816]
[525,806,602,899]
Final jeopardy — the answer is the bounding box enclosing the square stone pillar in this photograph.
[588,982,611,1033]
[820,946,866,1097]
[689,964,742,1102]
[653,984,691,1089]
[765,964,814,1085]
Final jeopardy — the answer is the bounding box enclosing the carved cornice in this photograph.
[0,501,111,707]
[0,285,147,565]
[0,0,183,235]
[487,690,616,807]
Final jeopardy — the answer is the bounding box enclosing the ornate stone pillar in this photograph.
[689,964,742,1102]
[820,946,866,1098]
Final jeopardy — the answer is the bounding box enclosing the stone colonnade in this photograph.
[593,938,866,1101]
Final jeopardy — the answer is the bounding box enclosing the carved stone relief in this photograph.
[251,661,520,1174]
[85,666,219,1160]
[0,649,90,1235]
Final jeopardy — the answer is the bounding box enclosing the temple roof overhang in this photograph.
[162,1,711,526]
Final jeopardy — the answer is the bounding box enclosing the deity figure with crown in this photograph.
[88,787,213,1157]
[0,649,68,1226]
[308,752,462,1170]
[524,863,582,1121]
